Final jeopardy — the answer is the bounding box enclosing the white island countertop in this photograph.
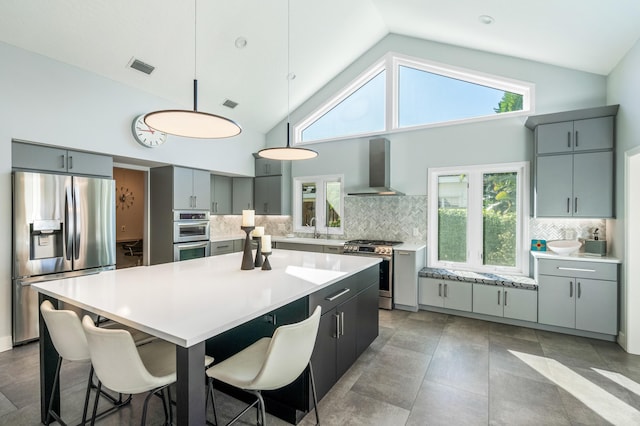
[33,251,380,348]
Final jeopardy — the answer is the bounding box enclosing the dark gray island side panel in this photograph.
[205,264,380,424]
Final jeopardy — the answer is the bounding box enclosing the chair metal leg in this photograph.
[308,361,320,425]
[167,385,173,424]
[81,365,95,425]
[45,356,63,426]
[90,381,102,426]
[206,377,219,426]
[255,391,266,426]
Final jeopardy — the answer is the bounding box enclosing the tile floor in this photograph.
[2,309,640,425]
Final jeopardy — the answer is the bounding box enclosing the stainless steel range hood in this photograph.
[347,138,404,196]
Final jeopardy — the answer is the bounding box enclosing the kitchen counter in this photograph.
[394,243,426,251]
[33,250,379,347]
[210,234,244,242]
[531,250,621,263]
[272,236,346,247]
[419,267,538,290]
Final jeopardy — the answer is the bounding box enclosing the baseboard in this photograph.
[617,331,627,351]
[0,335,12,353]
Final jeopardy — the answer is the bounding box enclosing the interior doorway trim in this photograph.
[623,146,640,354]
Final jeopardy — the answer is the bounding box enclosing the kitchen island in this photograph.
[33,250,380,425]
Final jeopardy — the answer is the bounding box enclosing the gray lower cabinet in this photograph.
[537,259,618,335]
[210,174,232,215]
[419,277,472,312]
[274,241,343,254]
[12,141,113,177]
[171,166,210,210]
[323,245,343,254]
[232,177,254,214]
[394,247,426,311]
[210,239,242,256]
[472,284,537,322]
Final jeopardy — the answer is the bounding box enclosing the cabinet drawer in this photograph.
[538,258,617,281]
[309,266,378,313]
[210,240,235,255]
[323,245,344,254]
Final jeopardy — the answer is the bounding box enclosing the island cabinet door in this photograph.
[356,283,379,357]
[311,309,338,400]
[336,295,358,379]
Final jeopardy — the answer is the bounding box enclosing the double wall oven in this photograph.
[343,240,402,310]
[173,211,210,261]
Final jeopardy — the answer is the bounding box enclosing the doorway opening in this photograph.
[114,166,147,269]
[624,147,640,354]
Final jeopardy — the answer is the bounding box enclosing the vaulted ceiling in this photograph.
[1,0,639,135]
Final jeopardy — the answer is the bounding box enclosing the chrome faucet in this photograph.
[309,217,320,239]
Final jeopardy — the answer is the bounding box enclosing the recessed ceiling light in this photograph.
[235,37,247,49]
[478,15,495,25]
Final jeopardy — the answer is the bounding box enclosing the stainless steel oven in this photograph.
[343,240,402,310]
[173,240,210,262]
[173,211,210,261]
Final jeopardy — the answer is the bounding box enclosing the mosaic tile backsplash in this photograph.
[209,195,607,247]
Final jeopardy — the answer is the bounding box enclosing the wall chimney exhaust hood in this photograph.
[347,138,404,196]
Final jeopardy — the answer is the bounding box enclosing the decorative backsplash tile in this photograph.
[529,218,606,242]
[210,215,292,238]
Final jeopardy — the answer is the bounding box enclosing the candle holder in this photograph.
[253,237,263,267]
[261,252,272,270]
[240,226,255,270]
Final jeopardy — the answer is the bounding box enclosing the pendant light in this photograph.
[144,0,241,139]
[258,0,317,160]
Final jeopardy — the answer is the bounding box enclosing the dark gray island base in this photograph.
[205,265,379,424]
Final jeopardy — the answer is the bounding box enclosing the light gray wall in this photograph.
[0,41,264,349]
[266,34,608,195]
[606,37,640,352]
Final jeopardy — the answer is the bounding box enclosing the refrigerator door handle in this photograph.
[73,183,81,260]
[65,185,74,260]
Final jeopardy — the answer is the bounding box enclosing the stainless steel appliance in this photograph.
[12,171,116,345]
[343,239,402,309]
[173,211,210,261]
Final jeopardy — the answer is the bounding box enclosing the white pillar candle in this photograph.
[242,210,255,227]
[253,226,264,237]
[261,235,272,253]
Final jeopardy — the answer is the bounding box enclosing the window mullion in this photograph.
[467,171,483,269]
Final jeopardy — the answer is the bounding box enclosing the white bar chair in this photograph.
[205,305,322,426]
[40,300,134,426]
[82,315,214,425]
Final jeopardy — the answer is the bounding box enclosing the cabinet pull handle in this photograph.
[68,156,73,170]
[397,252,409,255]
[60,155,66,169]
[334,313,340,339]
[567,131,571,148]
[504,291,508,306]
[263,202,268,213]
[326,288,350,301]
[577,282,581,298]
[575,130,579,147]
[569,281,573,298]
[497,290,501,305]
[567,198,570,213]
[558,267,596,273]
[444,283,448,298]
[340,311,345,336]
[574,197,578,213]
[438,283,442,297]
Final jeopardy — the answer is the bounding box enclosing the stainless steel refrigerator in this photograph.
[12,171,116,345]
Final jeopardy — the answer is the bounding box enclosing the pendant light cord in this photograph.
[286,0,293,148]
[193,0,198,111]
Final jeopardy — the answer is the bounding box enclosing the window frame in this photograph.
[427,162,530,275]
[292,174,345,236]
[294,52,535,145]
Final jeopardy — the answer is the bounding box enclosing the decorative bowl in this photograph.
[547,240,582,255]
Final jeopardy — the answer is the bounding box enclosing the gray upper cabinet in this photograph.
[529,105,617,218]
[210,175,232,215]
[12,141,113,177]
[253,154,291,215]
[232,177,254,214]
[171,166,211,210]
[254,157,282,177]
[536,116,614,155]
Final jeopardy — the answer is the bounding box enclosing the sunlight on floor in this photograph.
[509,350,640,426]
[593,368,640,397]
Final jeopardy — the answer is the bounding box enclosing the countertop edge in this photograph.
[530,251,621,264]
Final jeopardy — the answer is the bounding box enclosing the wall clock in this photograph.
[118,186,135,210]
[131,114,167,148]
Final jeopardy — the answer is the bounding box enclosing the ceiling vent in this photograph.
[222,99,239,109]
[128,58,155,75]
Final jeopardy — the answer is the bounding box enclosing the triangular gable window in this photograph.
[295,53,533,145]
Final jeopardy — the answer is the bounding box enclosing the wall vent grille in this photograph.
[129,58,155,75]
[222,99,238,109]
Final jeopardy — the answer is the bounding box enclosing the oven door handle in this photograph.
[175,221,210,227]
[175,241,209,250]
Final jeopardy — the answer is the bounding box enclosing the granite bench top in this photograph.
[419,267,538,290]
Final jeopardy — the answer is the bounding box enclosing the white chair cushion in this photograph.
[206,338,271,389]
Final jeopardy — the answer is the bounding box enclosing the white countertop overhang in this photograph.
[33,251,380,348]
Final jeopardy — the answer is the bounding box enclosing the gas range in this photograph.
[343,239,403,257]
